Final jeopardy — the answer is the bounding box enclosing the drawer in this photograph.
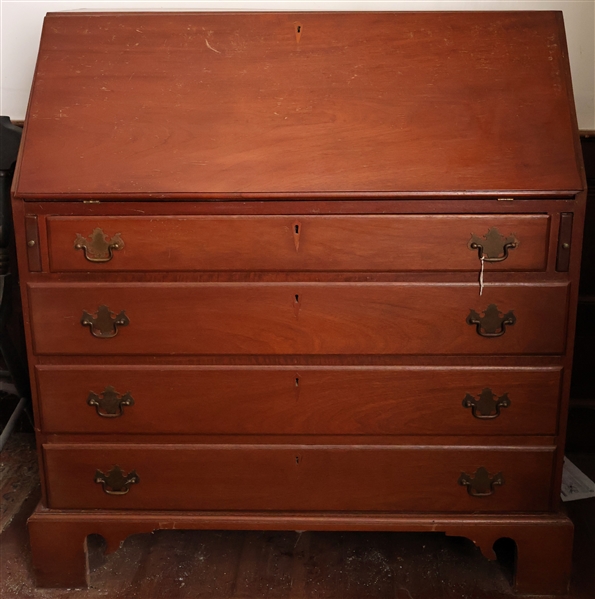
[28,282,569,355]
[46,215,549,272]
[36,366,562,436]
[43,443,555,512]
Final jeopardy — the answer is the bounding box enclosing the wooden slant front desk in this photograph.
[12,11,586,594]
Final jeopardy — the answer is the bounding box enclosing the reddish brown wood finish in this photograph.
[43,443,555,512]
[47,214,550,272]
[36,365,562,436]
[14,12,582,198]
[11,9,586,595]
[28,282,569,355]
[25,215,42,272]
[27,508,574,595]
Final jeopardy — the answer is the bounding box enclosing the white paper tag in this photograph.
[561,457,595,502]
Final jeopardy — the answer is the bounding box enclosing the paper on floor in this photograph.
[561,457,595,502]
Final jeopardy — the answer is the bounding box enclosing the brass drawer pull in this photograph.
[74,228,124,263]
[466,304,516,337]
[462,388,510,419]
[87,386,134,418]
[81,305,129,338]
[95,465,139,495]
[468,227,518,262]
[458,466,504,497]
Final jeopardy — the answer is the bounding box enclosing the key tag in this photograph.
[479,255,485,296]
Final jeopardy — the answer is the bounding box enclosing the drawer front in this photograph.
[47,215,549,272]
[44,444,555,512]
[37,366,562,436]
[28,283,569,356]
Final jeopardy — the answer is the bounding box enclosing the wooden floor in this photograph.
[1,435,594,599]
[0,432,38,534]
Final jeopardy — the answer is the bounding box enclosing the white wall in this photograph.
[1,0,593,128]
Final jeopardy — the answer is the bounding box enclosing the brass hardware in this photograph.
[25,214,42,272]
[458,467,504,497]
[556,213,573,272]
[94,465,139,495]
[468,228,518,262]
[463,388,510,419]
[74,228,124,263]
[466,304,516,337]
[81,305,129,338]
[87,386,134,418]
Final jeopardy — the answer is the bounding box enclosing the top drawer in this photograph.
[46,215,549,272]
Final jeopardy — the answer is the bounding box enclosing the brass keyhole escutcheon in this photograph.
[74,228,124,263]
[87,386,135,418]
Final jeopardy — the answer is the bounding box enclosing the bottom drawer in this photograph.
[44,444,555,512]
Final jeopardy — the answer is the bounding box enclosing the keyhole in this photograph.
[296,25,301,33]
[295,455,300,464]
[295,377,299,387]
[293,220,302,252]
[293,293,301,317]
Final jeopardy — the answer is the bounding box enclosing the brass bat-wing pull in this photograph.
[466,304,516,338]
[462,388,511,419]
[95,466,139,495]
[87,386,135,418]
[74,228,124,263]
[458,466,504,497]
[81,305,129,338]
[468,228,518,262]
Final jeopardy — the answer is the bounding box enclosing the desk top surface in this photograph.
[14,11,584,200]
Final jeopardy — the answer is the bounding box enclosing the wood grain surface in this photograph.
[10,9,587,594]
[35,365,562,436]
[14,11,582,198]
[46,214,550,272]
[27,282,569,355]
[43,443,555,512]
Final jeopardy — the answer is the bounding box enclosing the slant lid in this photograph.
[14,11,583,199]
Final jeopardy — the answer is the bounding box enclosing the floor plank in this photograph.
[0,432,38,533]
